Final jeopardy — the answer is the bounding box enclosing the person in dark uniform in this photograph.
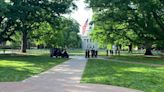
[106,49,108,56]
[87,49,90,58]
[85,49,88,58]
[91,48,95,58]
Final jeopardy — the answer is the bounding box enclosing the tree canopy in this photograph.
[0,0,80,52]
[86,0,164,55]
[31,17,81,48]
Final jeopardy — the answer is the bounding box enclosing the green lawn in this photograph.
[68,49,85,56]
[110,55,164,65]
[0,54,67,82]
[81,59,164,92]
[67,49,108,56]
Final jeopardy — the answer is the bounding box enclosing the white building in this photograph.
[69,0,98,50]
[79,22,98,50]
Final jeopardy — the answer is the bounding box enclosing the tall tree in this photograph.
[86,0,164,55]
[0,0,76,53]
[31,18,81,48]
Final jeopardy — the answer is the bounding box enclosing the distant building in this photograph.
[79,19,98,50]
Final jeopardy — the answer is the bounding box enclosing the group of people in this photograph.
[85,48,98,58]
[50,48,69,58]
[106,45,121,56]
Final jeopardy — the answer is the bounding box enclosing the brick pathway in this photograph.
[0,56,143,92]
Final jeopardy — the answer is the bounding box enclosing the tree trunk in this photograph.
[144,45,153,55]
[145,48,153,55]
[21,31,28,53]
[128,43,132,53]
[0,17,3,23]
[27,40,30,49]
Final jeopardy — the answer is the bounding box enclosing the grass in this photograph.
[110,55,164,65]
[26,49,50,55]
[0,54,67,82]
[67,49,84,56]
[81,59,164,92]
[67,49,108,56]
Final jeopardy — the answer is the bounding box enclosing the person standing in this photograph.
[106,49,108,56]
[94,46,98,58]
[85,48,88,58]
[91,49,94,58]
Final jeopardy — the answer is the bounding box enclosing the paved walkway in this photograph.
[0,56,143,92]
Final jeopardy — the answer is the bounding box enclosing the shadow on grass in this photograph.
[109,55,164,65]
[0,53,58,63]
[81,59,164,92]
[0,66,37,82]
[0,54,68,82]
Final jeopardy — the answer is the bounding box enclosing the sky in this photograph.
[69,0,93,34]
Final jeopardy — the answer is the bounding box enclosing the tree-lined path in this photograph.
[0,56,142,92]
